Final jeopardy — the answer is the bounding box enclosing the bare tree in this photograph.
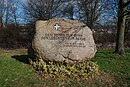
[5,0,12,28]
[0,0,6,29]
[0,0,17,28]
[61,0,74,19]
[22,0,64,23]
[10,1,18,29]
[115,0,130,55]
[78,0,109,29]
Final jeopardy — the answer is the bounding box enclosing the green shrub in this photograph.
[30,58,99,79]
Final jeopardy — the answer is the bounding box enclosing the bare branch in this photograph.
[123,1,130,7]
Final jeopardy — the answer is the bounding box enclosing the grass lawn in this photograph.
[0,49,42,87]
[92,49,130,87]
[0,48,130,87]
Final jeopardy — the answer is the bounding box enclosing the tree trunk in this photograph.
[0,17,3,30]
[115,0,127,55]
[14,14,17,29]
[115,15,126,55]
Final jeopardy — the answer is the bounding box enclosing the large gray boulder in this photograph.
[30,19,96,63]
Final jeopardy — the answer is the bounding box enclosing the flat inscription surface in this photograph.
[41,33,86,47]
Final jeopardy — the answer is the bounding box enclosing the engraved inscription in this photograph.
[63,43,85,47]
[41,33,86,47]
[41,33,86,41]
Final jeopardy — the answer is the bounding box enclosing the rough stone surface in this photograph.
[30,19,96,63]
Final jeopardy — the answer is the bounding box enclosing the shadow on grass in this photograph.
[12,55,30,64]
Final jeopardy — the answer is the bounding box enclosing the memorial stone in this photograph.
[30,19,97,63]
